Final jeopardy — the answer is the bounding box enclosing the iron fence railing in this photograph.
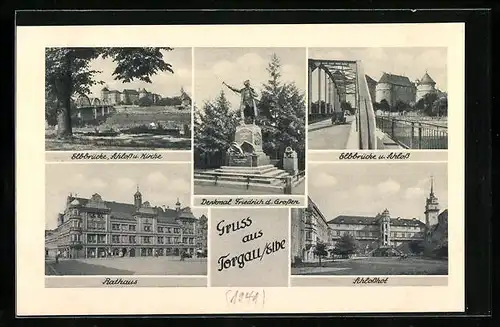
[375,116,448,149]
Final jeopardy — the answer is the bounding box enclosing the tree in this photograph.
[45,47,174,138]
[379,99,390,112]
[432,96,448,117]
[138,96,153,107]
[313,241,328,267]
[257,53,306,158]
[416,92,439,116]
[333,234,358,258]
[194,91,239,162]
[394,100,408,113]
[341,101,355,115]
[409,240,425,255]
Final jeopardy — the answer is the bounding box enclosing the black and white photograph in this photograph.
[291,162,448,276]
[308,47,448,150]
[193,47,307,195]
[45,163,208,276]
[45,47,192,151]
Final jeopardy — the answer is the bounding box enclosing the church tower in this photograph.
[134,185,142,210]
[424,177,440,227]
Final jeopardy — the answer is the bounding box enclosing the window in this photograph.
[173,237,179,244]
[182,237,187,244]
[143,236,151,244]
[129,236,136,244]
[112,235,120,243]
[129,225,136,231]
[188,238,193,245]
[112,224,120,230]
[166,227,172,233]
[143,225,152,232]
[174,228,180,234]
[166,237,171,244]
[306,231,312,240]
[158,226,164,233]
[87,234,97,243]
[158,236,164,244]
[97,235,106,244]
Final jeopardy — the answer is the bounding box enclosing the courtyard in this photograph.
[291,256,448,276]
[45,256,207,276]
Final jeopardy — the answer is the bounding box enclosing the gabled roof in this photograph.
[378,73,414,87]
[419,72,436,85]
[365,75,377,85]
[123,89,139,94]
[101,87,109,91]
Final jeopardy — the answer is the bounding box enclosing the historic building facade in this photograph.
[375,72,417,107]
[290,197,331,263]
[415,72,437,102]
[45,188,206,259]
[291,178,447,261]
[100,87,161,105]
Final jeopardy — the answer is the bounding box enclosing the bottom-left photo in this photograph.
[45,162,208,276]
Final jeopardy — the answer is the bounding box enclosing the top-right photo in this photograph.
[308,47,448,150]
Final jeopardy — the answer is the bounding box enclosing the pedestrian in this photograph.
[55,253,59,264]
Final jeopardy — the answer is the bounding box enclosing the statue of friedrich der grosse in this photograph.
[223,80,259,125]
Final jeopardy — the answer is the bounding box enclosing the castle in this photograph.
[100,87,162,105]
[373,71,438,107]
[291,177,447,263]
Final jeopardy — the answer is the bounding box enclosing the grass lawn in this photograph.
[292,257,448,275]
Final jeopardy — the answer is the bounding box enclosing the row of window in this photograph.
[110,223,185,234]
[332,230,423,238]
[100,234,195,245]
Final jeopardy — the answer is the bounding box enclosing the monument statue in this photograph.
[223,80,259,125]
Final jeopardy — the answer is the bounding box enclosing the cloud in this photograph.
[404,187,425,199]
[377,179,401,195]
[310,172,337,188]
[88,178,107,189]
[115,177,136,190]
[145,171,190,193]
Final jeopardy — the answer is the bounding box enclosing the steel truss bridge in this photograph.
[308,59,377,149]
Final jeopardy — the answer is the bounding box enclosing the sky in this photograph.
[45,163,207,230]
[308,162,448,223]
[308,47,447,104]
[87,48,192,99]
[194,47,306,111]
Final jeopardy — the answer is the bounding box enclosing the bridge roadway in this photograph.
[308,116,355,150]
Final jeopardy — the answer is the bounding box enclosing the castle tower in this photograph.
[375,73,393,106]
[416,71,436,102]
[379,208,392,247]
[424,177,440,227]
[134,185,142,209]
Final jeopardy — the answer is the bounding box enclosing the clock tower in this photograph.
[424,177,440,228]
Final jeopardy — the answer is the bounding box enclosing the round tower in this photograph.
[424,177,440,227]
[134,185,142,209]
[416,72,436,102]
[379,208,392,247]
[375,73,393,107]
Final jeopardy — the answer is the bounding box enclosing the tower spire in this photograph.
[430,176,434,196]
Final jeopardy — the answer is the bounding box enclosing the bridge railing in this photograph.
[375,116,448,149]
[356,61,377,149]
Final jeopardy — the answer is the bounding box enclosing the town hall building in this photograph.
[45,187,207,259]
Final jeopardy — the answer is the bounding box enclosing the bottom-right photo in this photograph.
[291,162,448,276]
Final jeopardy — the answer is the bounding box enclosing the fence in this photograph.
[204,170,306,194]
[375,116,448,149]
[194,149,306,171]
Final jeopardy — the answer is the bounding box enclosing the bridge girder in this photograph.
[309,58,359,98]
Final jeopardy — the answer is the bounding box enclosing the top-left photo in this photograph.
[45,47,192,151]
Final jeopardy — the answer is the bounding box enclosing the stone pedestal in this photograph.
[283,147,298,176]
[227,123,270,167]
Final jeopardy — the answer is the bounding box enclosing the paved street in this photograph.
[45,257,207,276]
[292,257,448,275]
[308,116,355,150]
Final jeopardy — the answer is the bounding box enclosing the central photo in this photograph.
[193,47,307,196]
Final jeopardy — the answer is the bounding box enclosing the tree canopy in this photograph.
[333,234,358,257]
[45,47,174,137]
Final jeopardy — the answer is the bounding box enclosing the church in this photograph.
[291,178,447,263]
[45,187,207,260]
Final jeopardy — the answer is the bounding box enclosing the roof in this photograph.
[378,73,414,87]
[101,87,109,91]
[328,215,425,227]
[365,75,377,85]
[419,72,436,85]
[123,89,139,94]
[67,195,195,226]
